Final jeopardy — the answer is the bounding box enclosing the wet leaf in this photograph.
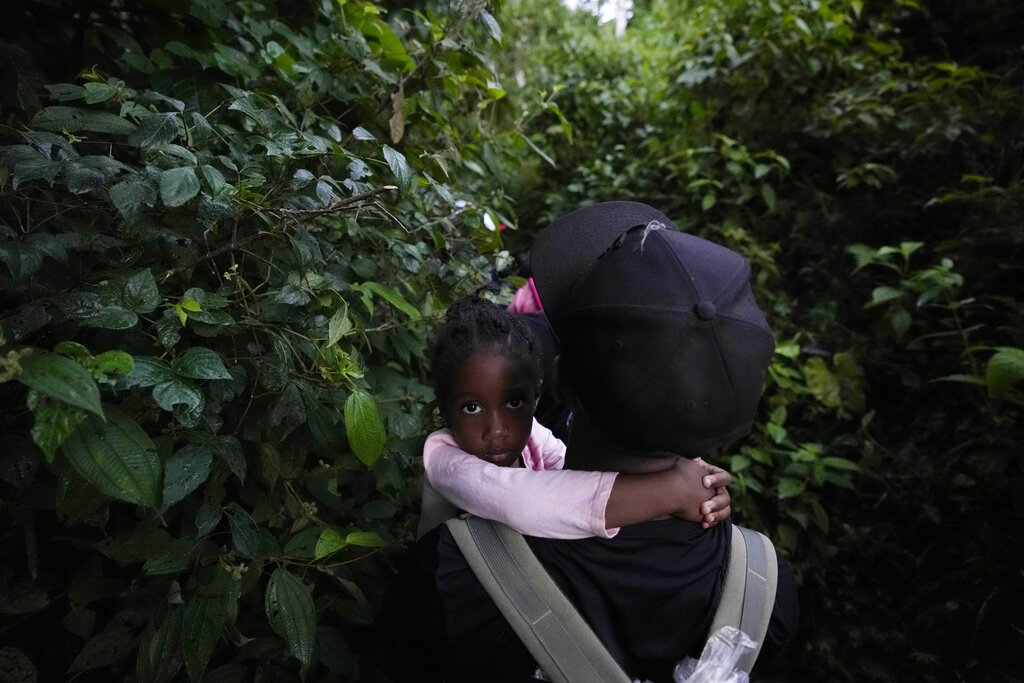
[265,568,315,677]
[61,408,161,508]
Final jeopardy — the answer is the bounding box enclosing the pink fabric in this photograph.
[506,277,543,313]
[423,418,619,539]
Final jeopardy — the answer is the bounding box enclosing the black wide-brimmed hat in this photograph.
[531,201,775,456]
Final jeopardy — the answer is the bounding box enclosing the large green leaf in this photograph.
[314,528,346,560]
[30,106,136,135]
[123,268,160,313]
[344,391,386,466]
[19,352,103,418]
[224,502,279,558]
[353,282,421,319]
[109,177,156,222]
[161,443,213,510]
[172,346,232,380]
[265,568,316,678]
[121,357,177,389]
[136,608,184,683]
[159,167,200,207]
[151,379,204,415]
[182,568,233,683]
[61,408,162,508]
[129,112,183,148]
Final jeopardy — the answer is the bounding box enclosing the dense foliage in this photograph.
[496,0,1024,680]
[0,1,524,680]
[1,0,1022,681]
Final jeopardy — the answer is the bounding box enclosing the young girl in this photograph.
[417,296,729,539]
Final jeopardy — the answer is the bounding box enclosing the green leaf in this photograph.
[211,435,246,481]
[159,167,201,207]
[143,537,194,575]
[777,478,806,499]
[355,282,420,319]
[182,568,233,682]
[129,112,183,148]
[89,351,134,383]
[152,380,204,415]
[19,352,103,418]
[173,347,232,380]
[868,286,903,307]
[346,530,386,547]
[382,144,412,192]
[45,83,85,101]
[30,106,136,135]
[345,391,386,466]
[30,399,86,463]
[327,301,352,346]
[986,347,1024,394]
[61,408,162,508]
[479,9,503,43]
[314,528,346,559]
[85,305,139,330]
[803,357,841,408]
[265,568,316,678]
[195,503,221,536]
[822,456,861,472]
[136,608,184,683]
[761,183,777,210]
[352,127,376,141]
[224,502,279,559]
[66,162,106,194]
[200,165,227,195]
[162,443,214,510]
[82,81,120,104]
[765,421,788,444]
[123,357,177,388]
[123,268,160,313]
[109,177,157,222]
[67,610,144,672]
[54,341,90,360]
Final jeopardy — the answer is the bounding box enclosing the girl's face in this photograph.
[444,351,537,467]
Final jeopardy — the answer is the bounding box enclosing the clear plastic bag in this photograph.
[672,626,756,683]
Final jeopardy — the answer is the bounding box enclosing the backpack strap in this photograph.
[708,525,779,673]
[446,515,632,683]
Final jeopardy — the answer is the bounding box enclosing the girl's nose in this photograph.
[484,415,509,439]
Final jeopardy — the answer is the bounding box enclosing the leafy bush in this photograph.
[0,1,523,679]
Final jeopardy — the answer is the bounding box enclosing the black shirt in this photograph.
[374,518,798,683]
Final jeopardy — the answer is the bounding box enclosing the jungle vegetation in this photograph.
[0,0,1021,680]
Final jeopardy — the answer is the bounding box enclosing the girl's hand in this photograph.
[693,457,732,529]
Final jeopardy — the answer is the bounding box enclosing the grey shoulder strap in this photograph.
[446,515,632,683]
[708,525,779,673]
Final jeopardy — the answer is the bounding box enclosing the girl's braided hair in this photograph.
[431,296,544,414]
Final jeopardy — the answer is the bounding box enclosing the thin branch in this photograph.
[157,186,399,283]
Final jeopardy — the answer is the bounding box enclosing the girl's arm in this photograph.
[423,427,615,539]
[605,457,731,529]
[422,422,729,539]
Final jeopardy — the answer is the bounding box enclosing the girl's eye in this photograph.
[461,402,482,415]
[506,398,525,409]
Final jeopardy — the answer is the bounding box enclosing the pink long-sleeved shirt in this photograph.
[420,418,619,539]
